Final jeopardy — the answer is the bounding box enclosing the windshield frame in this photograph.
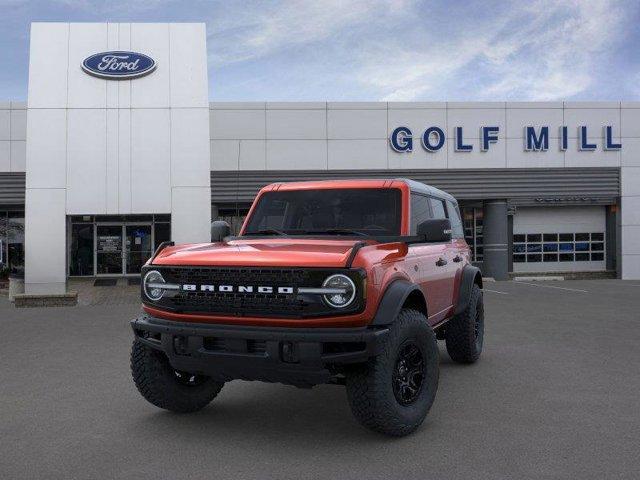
[239,187,406,238]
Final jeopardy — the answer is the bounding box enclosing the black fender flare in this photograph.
[371,280,425,326]
[454,265,483,315]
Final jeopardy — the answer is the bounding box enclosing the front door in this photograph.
[96,225,123,275]
[95,224,153,276]
[125,225,153,274]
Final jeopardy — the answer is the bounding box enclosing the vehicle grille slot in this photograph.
[247,340,267,355]
[203,337,225,352]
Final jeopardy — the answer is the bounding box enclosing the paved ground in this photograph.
[1,280,639,480]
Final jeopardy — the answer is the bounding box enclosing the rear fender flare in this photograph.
[454,265,483,315]
[371,280,425,326]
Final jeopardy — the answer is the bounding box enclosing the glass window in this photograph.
[513,254,525,263]
[154,223,171,250]
[575,242,589,251]
[461,207,483,262]
[429,198,447,220]
[410,194,431,235]
[7,212,25,274]
[0,212,7,276]
[218,206,251,235]
[445,200,464,239]
[69,224,94,276]
[513,231,606,267]
[527,254,542,262]
[244,189,402,236]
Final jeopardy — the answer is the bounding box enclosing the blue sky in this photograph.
[1,0,639,101]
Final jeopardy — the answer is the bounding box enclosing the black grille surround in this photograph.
[141,266,366,319]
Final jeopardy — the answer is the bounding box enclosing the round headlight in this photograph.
[143,270,166,301]
[322,274,356,308]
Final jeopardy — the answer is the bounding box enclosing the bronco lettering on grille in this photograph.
[181,284,294,294]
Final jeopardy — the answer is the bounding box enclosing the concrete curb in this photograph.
[14,292,78,308]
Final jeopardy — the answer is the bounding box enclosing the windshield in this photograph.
[243,188,402,236]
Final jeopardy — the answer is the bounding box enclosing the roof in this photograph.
[398,178,457,203]
[260,178,457,203]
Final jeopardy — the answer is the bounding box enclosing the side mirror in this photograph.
[417,218,452,242]
[211,220,231,242]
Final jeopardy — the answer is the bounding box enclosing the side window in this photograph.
[429,198,447,220]
[446,200,464,239]
[410,194,431,234]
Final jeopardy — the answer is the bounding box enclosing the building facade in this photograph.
[0,22,639,294]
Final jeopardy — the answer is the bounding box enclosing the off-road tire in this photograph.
[131,340,224,413]
[445,283,484,363]
[345,309,439,436]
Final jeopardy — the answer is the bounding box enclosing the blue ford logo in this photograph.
[82,51,156,80]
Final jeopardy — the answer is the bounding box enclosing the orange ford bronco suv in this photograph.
[130,179,484,436]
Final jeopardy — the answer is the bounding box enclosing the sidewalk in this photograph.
[68,278,140,307]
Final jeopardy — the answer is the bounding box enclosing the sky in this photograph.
[0,0,639,102]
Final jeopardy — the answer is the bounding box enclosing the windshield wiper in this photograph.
[244,229,288,236]
[301,228,369,237]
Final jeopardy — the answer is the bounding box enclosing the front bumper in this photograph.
[131,314,389,387]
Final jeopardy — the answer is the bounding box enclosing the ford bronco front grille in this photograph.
[142,266,365,319]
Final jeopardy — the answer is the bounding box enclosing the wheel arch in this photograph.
[454,265,483,316]
[371,280,428,326]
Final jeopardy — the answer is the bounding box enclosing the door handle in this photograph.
[436,257,448,267]
[453,255,462,263]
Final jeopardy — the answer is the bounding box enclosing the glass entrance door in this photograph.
[125,225,153,274]
[96,225,124,275]
[95,224,153,276]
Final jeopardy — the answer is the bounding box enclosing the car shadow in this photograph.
[126,345,466,445]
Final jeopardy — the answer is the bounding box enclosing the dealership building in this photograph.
[1,22,640,296]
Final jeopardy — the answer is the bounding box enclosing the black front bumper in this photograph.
[131,314,389,387]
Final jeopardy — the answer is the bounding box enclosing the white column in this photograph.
[25,189,66,294]
[621,166,640,279]
[621,104,640,279]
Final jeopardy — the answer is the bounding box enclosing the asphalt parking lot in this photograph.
[1,280,639,480]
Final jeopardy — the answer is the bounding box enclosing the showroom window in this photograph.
[0,211,25,276]
[217,205,251,235]
[68,214,172,277]
[462,207,483,262]
[512,233,605,263]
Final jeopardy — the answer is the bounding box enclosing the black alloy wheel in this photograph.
[392,340,425,406]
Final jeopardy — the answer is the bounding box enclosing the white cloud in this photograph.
[208,0,412,66]
[356,0,628,101]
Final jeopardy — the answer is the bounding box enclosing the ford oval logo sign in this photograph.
[82,51,156,80]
